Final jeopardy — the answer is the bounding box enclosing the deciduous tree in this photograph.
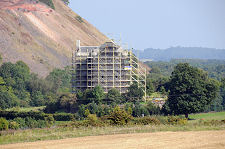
[163,63,219,118]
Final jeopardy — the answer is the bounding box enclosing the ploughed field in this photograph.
[1,130,225,149]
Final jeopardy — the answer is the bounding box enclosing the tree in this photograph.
[163,63,219,118]
[146,79,155,96]
[88,86,105,104]
[127,83,144,101]
[133,102,149,117]
[46,68,71,93]
[30,91,45,106]
[58,93,77,113]
[0,86,19,109]
[107,88,121,104]
[159,86,166,95]
[146,101,160,115]
[44,93,77,113]
[0,77,5,85]
[221,77,225,109]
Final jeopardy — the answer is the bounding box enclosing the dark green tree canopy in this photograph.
[163,63,219,118]
[127,83,144,101]
[221,77,225,109]
[107,88,121,104]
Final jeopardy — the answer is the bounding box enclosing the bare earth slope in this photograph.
[0,0,108,76]
[1,131,225,149]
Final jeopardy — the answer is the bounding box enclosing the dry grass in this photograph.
[1,130,225,149]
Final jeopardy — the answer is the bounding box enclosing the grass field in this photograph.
[5,106,45,112]
[189,111,225,120]
[0,111,224,145]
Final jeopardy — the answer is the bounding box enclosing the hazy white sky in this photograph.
[69,0,225,50]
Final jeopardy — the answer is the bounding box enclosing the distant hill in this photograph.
[133,47,225,61]
[0,0,108,77]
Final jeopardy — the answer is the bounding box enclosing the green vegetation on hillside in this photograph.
[61,0,69,5]
[76,16,84,23]
[0,61,71,109]
[39,0,55,9]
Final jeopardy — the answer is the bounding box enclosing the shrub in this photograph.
[133,103,149,117]
[44,114,55,127]
[167,116,187,125]
[37,120,47,128]
[85,114,99,127]
[0,118,9,131]
[133,116,160,125]
[9,121,19,130]
[0,110,76,122]
[13,117,26,129]
[84,109,90,117]
[25,117,39,128]
[12,117,48,129]
[154,116,168,125]
[76,16,84,23]
[0,110,46,120]
[69,121,88,128]
[108,106,131,125]
[177,118,188,125]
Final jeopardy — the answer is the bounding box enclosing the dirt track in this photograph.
[1,130,225,149]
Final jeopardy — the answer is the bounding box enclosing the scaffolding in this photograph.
[72,40,147,101]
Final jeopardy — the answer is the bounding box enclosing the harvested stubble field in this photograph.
[1,130,225,149]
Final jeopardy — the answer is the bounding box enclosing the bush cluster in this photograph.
[0,110,46,120]
[0,110,75,121]
[0,118,9,131]
[108,106,131,125]
[0,116,55,130]
[167,116,187,125]
[58,115,191,129]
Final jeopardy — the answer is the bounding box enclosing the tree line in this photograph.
[0,58,224,119]
[0,61,71,109]
[145,59,225,112]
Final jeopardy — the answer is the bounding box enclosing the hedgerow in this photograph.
[0,110,76,121]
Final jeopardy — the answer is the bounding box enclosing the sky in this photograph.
[69,0,225,50]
